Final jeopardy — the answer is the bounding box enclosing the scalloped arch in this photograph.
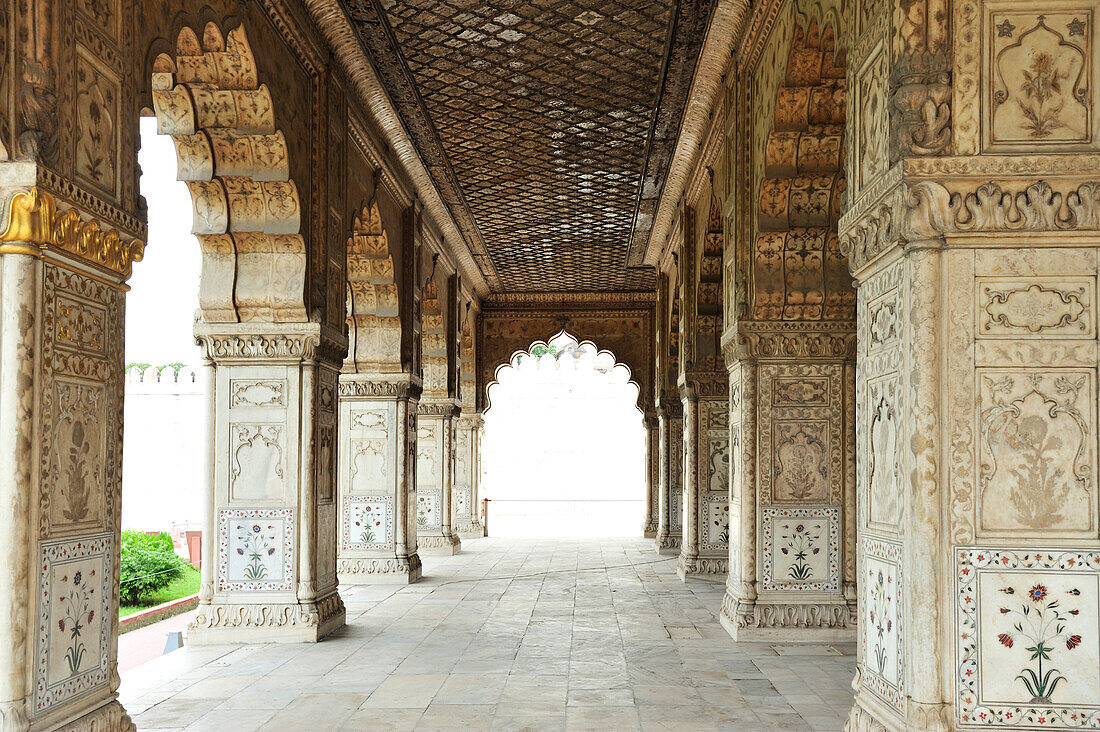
[422,279,448,396]
[150,22,306,324]
[346,197,401,372]
[751,19,854,323]
[484,330,643,416]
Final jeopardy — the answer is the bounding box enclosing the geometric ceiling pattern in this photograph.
[342,0,715,292]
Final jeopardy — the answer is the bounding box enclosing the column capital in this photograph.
[338,371,423,399]
[195,322,347,366]
[418,399,459,417]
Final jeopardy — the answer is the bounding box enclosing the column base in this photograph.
[186,591,345,644]
[419,532,461,555]
[338,553,423,584]
[654,533,681,555]
[719,590,856,642]
[23,697,134,732]
[454,519,484,539]
[641,519,658,539]
[675,550,728,581]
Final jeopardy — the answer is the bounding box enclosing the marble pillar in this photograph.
[654,400,684,555]
[0,187,143,730]
[187,324,346,644]
[335,374,423,584]
[719,326,857,642]
[676,377,730,580]
[416,401,461,555]
[453,414,485,538]
[641,412,660,538]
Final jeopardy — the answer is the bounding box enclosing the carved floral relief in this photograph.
[867,376,902,530]
[49,381,106,530]
[989,10,1093,148]
[956,548,1100,727]
[75,50,119,196]
[773,421,830,502]
[979,371,1096,535]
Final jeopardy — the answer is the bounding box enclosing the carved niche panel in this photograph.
[34,534,113,716]
[762,506,840,592]
[978,370,1097,535]
[75,48,120,196]
[217,509,295,592]
[772,421,830,502]
[40,265,117,539]
[862,538,904,715]
[987,7,1096,150]
[852,41,889,197]
[48,381,107,532]
[978,278,1095,338]
[346,406,394,497]
[705,400,729,493]
[866,376,902,531]
[229,424,286,501]
[759,363,845,505]
[956,548,1100,728]
[341,495,394,551]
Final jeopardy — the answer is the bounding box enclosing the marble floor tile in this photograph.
[118,538,854,731]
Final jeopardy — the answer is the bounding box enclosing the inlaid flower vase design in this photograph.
[57,569,96,676]
[234,523,277,580]
[996,583,1083,703]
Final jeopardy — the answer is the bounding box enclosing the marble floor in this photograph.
[119,538,856,731]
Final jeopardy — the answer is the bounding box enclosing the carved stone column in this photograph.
[641,412,660,538]
[187,324,346,644]
[453,413,485,538]
[719,325,857,642]
[843,1,1100,727]
[0,187,143,731]
[416,401,461,555]
[676,376,729,580]
[654,399,684,554]
[336,374,423,584]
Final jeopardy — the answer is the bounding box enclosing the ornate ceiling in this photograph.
[342,0,715,292]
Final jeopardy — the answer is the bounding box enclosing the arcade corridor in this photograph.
[119,539,854,731]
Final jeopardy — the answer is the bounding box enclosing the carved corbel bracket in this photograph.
[0,187,145,279]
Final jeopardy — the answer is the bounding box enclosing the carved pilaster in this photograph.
[415,399,461,555]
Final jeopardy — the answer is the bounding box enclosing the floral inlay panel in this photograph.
[956,548,1100,728]
[761,507,840,592]
[417,489,441,529]
[988,9,1093,148]
[34,534,113,714]
[455,487,472,520]
[978,370,1096,535]
[861,538,903,714]
[701,493,730,551]
[341,495,394,551]
[217,509,295,591]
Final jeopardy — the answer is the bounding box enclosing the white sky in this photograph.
[126,118,202,367]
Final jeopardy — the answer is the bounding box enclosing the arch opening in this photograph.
[481,331,646,538]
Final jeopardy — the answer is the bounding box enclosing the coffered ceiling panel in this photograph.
[342,0,714,292]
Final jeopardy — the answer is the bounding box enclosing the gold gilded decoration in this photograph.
[0,187,144,279]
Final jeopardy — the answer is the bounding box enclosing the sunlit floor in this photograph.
[119,538,856,731]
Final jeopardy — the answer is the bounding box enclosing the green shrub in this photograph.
[119,531,187,605]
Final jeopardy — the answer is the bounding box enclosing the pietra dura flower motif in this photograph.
[234,523,277,580]
[996,583,1084,703]
[57,569,96,676]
